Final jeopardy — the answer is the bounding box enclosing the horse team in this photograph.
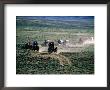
[24,40,64,53]
[24,39,69,53]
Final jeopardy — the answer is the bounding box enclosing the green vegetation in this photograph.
[16,50,94,74]
[16,16,94,74]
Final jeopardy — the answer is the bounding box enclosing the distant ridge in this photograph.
[16,16,94,21]
[16,16,94,30]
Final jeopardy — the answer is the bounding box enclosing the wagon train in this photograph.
[23,37,94,54]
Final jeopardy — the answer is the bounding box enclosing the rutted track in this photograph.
[30,51,71,66]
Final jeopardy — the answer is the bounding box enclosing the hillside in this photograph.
[16,16,94,30]
[16,16,94,74]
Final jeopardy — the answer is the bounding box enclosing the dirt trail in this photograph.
[30,51,71,66]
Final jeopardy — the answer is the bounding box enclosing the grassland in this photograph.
[16,16,94,74]
[16,29,94,74]
[16,50,94,74]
